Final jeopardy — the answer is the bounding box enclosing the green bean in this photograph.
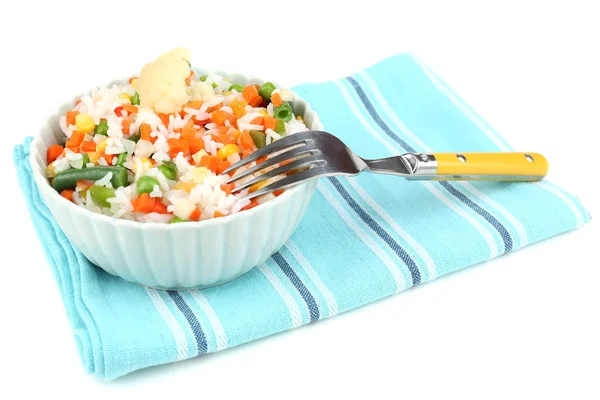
[274,119,286,134]
[94,120,109,136]
[52,166,128,192]
[116,153,127,167]
[82,153,90,166]
[89,185,116,208]
[228,84,245,92]
[186,61,191,68]
[136,176,160,195]
[158,163,177,180]
[249,130,267,149]
[274,103,293,122]
[258,82,276,102]
[131,92,140,105]
[129,133,141,143]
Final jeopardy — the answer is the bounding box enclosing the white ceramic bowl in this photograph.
[30,70,323,290]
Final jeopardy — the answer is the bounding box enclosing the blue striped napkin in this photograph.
[14,54,590,380]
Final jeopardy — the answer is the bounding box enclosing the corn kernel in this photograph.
[87,151,100,163]
[296,116,303,121]
[75,113,96,134]
[132,157,151,173]
[192,149,209,165]
[119,93,131,101]
[258,109,268,116]
[249,180,268,193]
[217,144,240,160]
[96,138,109,153]
[191,167,208,184]
[45,164,56,178]
[175,181,195,192]
[131,78,138,89]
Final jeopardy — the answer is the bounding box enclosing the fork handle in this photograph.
[403,152,549,181]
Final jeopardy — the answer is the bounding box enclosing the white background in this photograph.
[1,0,598,398]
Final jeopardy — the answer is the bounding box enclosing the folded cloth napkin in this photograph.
[14,54,590,380]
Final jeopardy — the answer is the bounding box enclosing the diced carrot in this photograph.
[264,116,277,130]
[200,155,220,173]
[158,113,170,127]
[128,77,137,84]
[167,138,190,158]
[239,130,254,151]
[75,99,82,106]
[273,189,284,197]
[114,106,124,117]
[241,199,259,211]
[217,126,230,135]
[211,109,229,126]
[217,134,236,145]
[220,184,235,196]
[181,120,196,140]
[214,211,226,218]
[189,208,202,221]
[133,193,156,213]
[189,138,204,155]
[101,153,115,165]
[80,141,96,153]
[185,100,203,109]
[152,201,169,214]
[216,159,231,175]
[66,111,79,126]
[256,156,268,164]
[47,144,64,164]
[122,119,133,135]
[242,85,260,103]
[70,131,85,146]
[231,128,242,140]
[122,104,138,114]
[271,92,283,107]
[185,71,195,86]
[66,144,81,153]
[250,116,264,125]
[230,98,248,118]
[60,189,75,201]
[140,123,152,141]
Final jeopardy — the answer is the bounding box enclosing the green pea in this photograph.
[274,103,293,122]
[129,133,141,143]
[274,119,286,134]
[136,175,160,195]
[89,185,116,208]
[169,216,185,224]
[94,120,108,136]
[199,75,208,82]
[82,153,90,166]
[212,82,218,89]
[249,130,267,149]
[258,82,276,102]
[158,163,177,180]
[131,92,140,105]
[116,153,127,167]
[229,84,245,92]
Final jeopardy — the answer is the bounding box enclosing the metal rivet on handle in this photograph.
[457,154,467,162]
[525,154,534,162]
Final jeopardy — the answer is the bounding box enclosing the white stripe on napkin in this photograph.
[189,291,228,351]
[145,288,189,361]
[258,264,304,328]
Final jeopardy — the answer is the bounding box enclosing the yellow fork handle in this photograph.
[430,152,549,181]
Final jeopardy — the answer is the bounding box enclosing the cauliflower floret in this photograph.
[187,82,216,101]
[137,48,191,114]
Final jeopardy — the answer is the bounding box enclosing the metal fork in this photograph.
[222,131,549,200]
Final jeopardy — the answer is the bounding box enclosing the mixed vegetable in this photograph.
[46,48,309,223]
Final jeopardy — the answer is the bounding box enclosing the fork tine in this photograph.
[243,166,333,200]
[221,130,317,175]
[226,146,319,185]
[232,156,324,194]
